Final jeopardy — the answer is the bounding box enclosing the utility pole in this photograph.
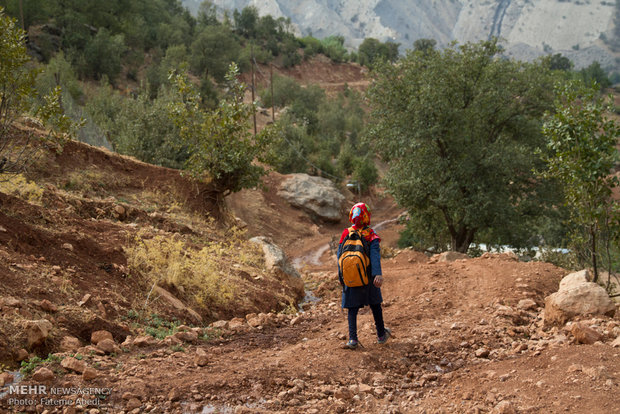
[270,63,275,122]
[251,44,257,137]
[19,0,25,31]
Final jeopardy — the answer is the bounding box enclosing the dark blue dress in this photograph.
[337,238,383,309]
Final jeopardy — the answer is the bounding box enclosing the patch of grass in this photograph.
[144,313,179,339]
[170,345,185,353]
[20,354,61,375]
[62,167,106,194]
[200,327,222,342]
[0,174,44,204]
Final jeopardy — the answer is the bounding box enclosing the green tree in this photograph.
[579,61,611,91]
[233,6,258,38]
[358,38,399,67]
[82,28,126,81]
[321,35,348,63]
[547,53,573,71]
[0,8,76,176]
[168,64,270,212]
[190,25,241,82]
[413,38,437,53]
[367,39,558,252]
[540,82,620,284]
[197,0,218,27]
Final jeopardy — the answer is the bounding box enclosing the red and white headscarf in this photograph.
[349,202,371,229]
[340,202,381,243]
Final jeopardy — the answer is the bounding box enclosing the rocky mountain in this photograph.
[183,0,618,70]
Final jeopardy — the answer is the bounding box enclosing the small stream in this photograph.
[0,371,23,398]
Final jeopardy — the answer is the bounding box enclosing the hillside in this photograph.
[195,0,618,71]
[0,134,619,413]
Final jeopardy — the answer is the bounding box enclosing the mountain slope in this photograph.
[188,0,617,70]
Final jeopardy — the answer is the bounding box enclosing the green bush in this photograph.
[321,36,348,63]
[82,28,126,81]
[190,25,242,82]
[352,156,378,192]
[85,81,187,168]
[0,8,76,176]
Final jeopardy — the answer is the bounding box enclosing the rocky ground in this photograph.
[0,137,619,413]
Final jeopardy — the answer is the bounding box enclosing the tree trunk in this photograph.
[451,227,476,253]
[591,226,598,283]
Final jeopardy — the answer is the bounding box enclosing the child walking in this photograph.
[337,202,391,349]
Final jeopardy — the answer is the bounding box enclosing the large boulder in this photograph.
[544,270,616,326]
[558,269,591,291]
[277,174,345,222]
[249,236,301,280]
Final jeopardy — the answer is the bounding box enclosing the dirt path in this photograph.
[6,214,614,414]
[76,222,618,414]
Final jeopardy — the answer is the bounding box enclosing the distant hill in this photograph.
[182,0,618,71]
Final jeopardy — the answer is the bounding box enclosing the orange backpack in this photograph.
[338,227,370,288]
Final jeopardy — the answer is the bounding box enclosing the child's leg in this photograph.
[370,303,386,338]
[347,307,360,341]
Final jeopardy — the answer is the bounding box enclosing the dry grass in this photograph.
[125,227,264,307]
[0,174,44,204]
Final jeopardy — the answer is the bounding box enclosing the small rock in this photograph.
[195,348,209,367]
[493,400,516,414]
[60,336,81,352]
[570,322,603,345]
[78,294,91,307]
[32,367,54,383]
[168,388,181,402]
[91,330,114,345]
[97,338,120,354]
[611,336,620,348]
[0,372,15,386]
[38,299,58,313]
[61,357,86,373]
[82,367,98,381]
[133,335,157,347]
[62,243,74,251]
[517,299,537,311]
[16,348,29,362]
[173,331,198,343]
[125,398,141,411]
[475,348,490,358]
[290,316,302,326]
[26,319,53,348]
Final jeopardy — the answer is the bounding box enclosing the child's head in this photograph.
[349,202,371,228]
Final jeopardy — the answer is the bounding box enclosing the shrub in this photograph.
[0,174,44,203]
[82,28,126,81]
[0,8,77,177]
[300,36,323,58]
[321,36,348,63]
[352,156,378,192]
[259,74,302,108]
[126,233,236,307]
